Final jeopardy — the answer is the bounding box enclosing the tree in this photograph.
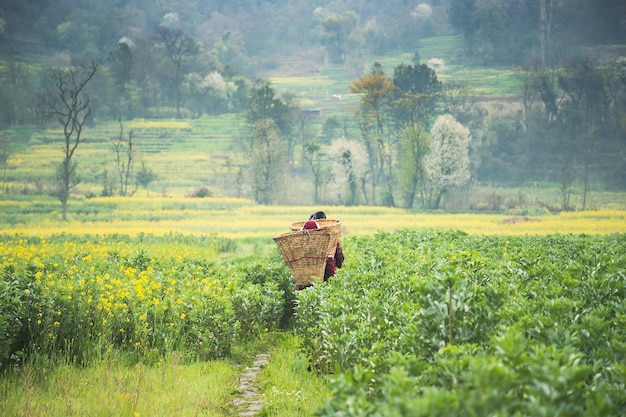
[392,63,442,126]
[246,80,295,163]
[442,82,483,123]
[424,114,471,209]
[109,37,134,97]
[136,161,155,192]
[303,142,323,204]
[249,119,287,205]
[319,11,359,65]
[558,59,609,210]
[38,59,100,221]
[448,0,478,58]
[350,63,395,205]
[186,71,238,116]
[539,0,554,69]
[327,138,369,206]
[514,67,542,125]
[156,13,197,118]
[112,119,137,197]
[293,110,320,170]
[4,59,31,127]
[246,80,293,136]
[0,137,11,192]
[473,0,509,65]
[398,123,430,208]
[108,35,158,119]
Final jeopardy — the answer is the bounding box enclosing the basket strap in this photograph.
[284,254,328,263]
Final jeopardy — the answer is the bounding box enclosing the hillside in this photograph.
[3,35,521,201]
[1,1,625,210]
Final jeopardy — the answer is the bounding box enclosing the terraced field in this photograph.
[4,114,247,198]
[267,35,520,126]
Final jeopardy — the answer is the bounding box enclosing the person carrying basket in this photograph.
[305,211,344,282]
[274,211,344,291]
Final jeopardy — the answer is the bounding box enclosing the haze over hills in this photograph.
[0,0,625,210]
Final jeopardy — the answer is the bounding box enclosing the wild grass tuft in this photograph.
[257,333,330,417]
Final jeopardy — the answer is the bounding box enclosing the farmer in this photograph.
[308,211,344,281]
[295,211,344,291]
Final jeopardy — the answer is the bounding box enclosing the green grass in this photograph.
[0,353,240,417]
[0,320,305,417]
[438,66,521,96]
[258,333,330,417]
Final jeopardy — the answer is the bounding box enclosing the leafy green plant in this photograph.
[297,230,626,416]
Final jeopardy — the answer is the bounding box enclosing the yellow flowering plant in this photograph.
[0,234,292,368]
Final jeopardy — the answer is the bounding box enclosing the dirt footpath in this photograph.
[232,353,271,416]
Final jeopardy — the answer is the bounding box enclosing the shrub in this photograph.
[190,187,212,198]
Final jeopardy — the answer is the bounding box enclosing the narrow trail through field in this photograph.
[232,353,271,416]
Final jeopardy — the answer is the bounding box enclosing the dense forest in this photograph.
[0,0,625,209]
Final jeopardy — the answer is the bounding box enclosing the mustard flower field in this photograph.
[0,234,293,369]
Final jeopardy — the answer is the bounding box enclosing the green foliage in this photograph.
[236,257,297,328]
[295,230,626,416]
[0,264,31,367]
[258,334,330,417]
[0,236,294,369]
[231,282,283,339]
[248,119,288,204]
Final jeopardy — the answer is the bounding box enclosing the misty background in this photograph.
[0,0,625,210]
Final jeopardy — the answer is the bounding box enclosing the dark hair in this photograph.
[310,211,327,220]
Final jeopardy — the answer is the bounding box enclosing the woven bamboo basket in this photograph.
[273,227,338,287]
[290,219,341,256]
[290,218,342,235]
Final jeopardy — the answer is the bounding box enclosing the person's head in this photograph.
[310,211,327,220]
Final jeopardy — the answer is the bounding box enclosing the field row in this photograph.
[296,230,626,416]
[1,197,625,240]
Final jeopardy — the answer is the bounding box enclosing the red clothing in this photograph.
[324,255,336,281]
[301,220,319,230]
[334,241,344,268]
[324,241,344,281]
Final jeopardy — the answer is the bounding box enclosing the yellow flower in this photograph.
[24,289,30,294]
[54,321,61,327]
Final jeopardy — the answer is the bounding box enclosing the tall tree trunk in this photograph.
[539,0,553,70]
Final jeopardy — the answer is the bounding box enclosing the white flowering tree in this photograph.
[424,114,471,209]
[412,4,432,20]
[186,71,237,116]
[327,138,368,206]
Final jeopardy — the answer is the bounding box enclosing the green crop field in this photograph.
[1,207,625,415]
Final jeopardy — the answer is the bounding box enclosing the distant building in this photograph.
[300,109,323,119]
